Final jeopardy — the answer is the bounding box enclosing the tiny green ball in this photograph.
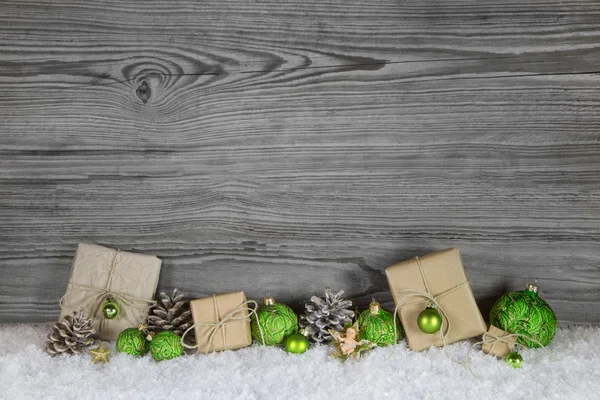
[102,299,120,319]
[116,328,148,356]
[284,333,309,354]
[505,351,524,368]
[417,307,442,334]
[149,331,184,362]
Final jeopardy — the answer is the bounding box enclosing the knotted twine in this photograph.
[59,249,157,332]
[181,295,265,353]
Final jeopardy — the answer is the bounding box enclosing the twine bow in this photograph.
[466,331,557,378]
[59,248,157,332]
[181,296,265,353]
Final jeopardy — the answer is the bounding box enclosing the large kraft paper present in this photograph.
[59,243,162,340]
[188,291,253,353]
[385,248,486,351]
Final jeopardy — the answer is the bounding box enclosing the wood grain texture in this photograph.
[1,0,600,324]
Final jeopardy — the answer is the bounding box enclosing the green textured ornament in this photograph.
[102,299,120,319]
[251,296,298,345]
[489,283,557,347]
[417,305,442,334]
[116,327,149,356]
[149,331,184,361]
[357,301,402,346]
[505,351,524,369]
[284,329,310,354]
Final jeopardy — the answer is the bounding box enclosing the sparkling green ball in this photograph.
[284,333,309,354]
[489,285,557,347]
[505,351,524,369]
[357,304,402,346]
[116,328,149,356]
[251,300,298,345]
[149,331,184,362]
[417,307,442,334]
[102,299,120,319]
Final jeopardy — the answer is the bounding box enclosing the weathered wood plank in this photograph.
[1,0,600,324]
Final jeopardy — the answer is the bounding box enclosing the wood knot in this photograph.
[136,81,151,104]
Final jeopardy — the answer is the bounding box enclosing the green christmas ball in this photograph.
[102,299,120,319]
[149,331,184,362]
[116,328,149,356]
[357,301,402,346]
[505,351,523,369]
[251,297,298,345]
[489,284,557,347]
[417,306,442,334]
[284,331,309,354]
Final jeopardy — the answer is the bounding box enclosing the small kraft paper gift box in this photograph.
[59,243,162,340]
[481,325,518,358]
[187,291,253,353]
[385,248,486,351]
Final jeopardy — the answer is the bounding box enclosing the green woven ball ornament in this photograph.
[116,327,149,357]
[357,300,403,346]
[489,283,558,348]
[149,331,184,361]
[251,296,298,345]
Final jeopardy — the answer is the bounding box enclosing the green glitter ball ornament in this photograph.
[149,331,184,361]
[489,283,557,348]
[357,300,402,346]
[251,296,298,345]
[116,327,149,356]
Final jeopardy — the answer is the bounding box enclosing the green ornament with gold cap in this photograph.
[284,328,310,354]
[357,300,403,346]
[489,283,558,347]
[116,326,149,356]
[251,296,298,345]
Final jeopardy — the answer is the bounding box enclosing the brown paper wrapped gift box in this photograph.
[385,248,486,351]
[482,325,518,358]
[189,291,253,353]
[59,243,162,341]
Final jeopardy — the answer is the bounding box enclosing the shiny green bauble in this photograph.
[149,331,184,362]
[251,297,298,345]
[357,301,402,346]
[102,299,120,319]
[489,284,557,348]
[284,332,309,354]
[116,328,149,356]
[505,351,524,369]
[417,306,442,334]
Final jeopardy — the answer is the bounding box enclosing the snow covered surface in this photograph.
[1,324,599,400]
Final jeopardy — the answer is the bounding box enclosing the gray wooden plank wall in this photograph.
[1,0,599,324]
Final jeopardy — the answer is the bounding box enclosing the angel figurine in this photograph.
[329,321,376,361]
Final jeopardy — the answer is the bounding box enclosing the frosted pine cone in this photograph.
[299,288,355,343]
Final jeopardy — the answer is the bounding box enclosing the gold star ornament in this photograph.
[89,342,110,363]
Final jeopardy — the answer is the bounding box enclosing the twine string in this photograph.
[181,297,265,352]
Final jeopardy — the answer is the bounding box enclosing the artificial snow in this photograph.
[1,324,599,400]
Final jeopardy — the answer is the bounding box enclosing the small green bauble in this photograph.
[357,301,402,346]
[251,296,298,345]
[505,351,523,369]
[116,328,149,356]
[284,329,310,354]
[417,306,442,334]
[149,331,184,362]
[102,299,120,319]
[489,283,557,348]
